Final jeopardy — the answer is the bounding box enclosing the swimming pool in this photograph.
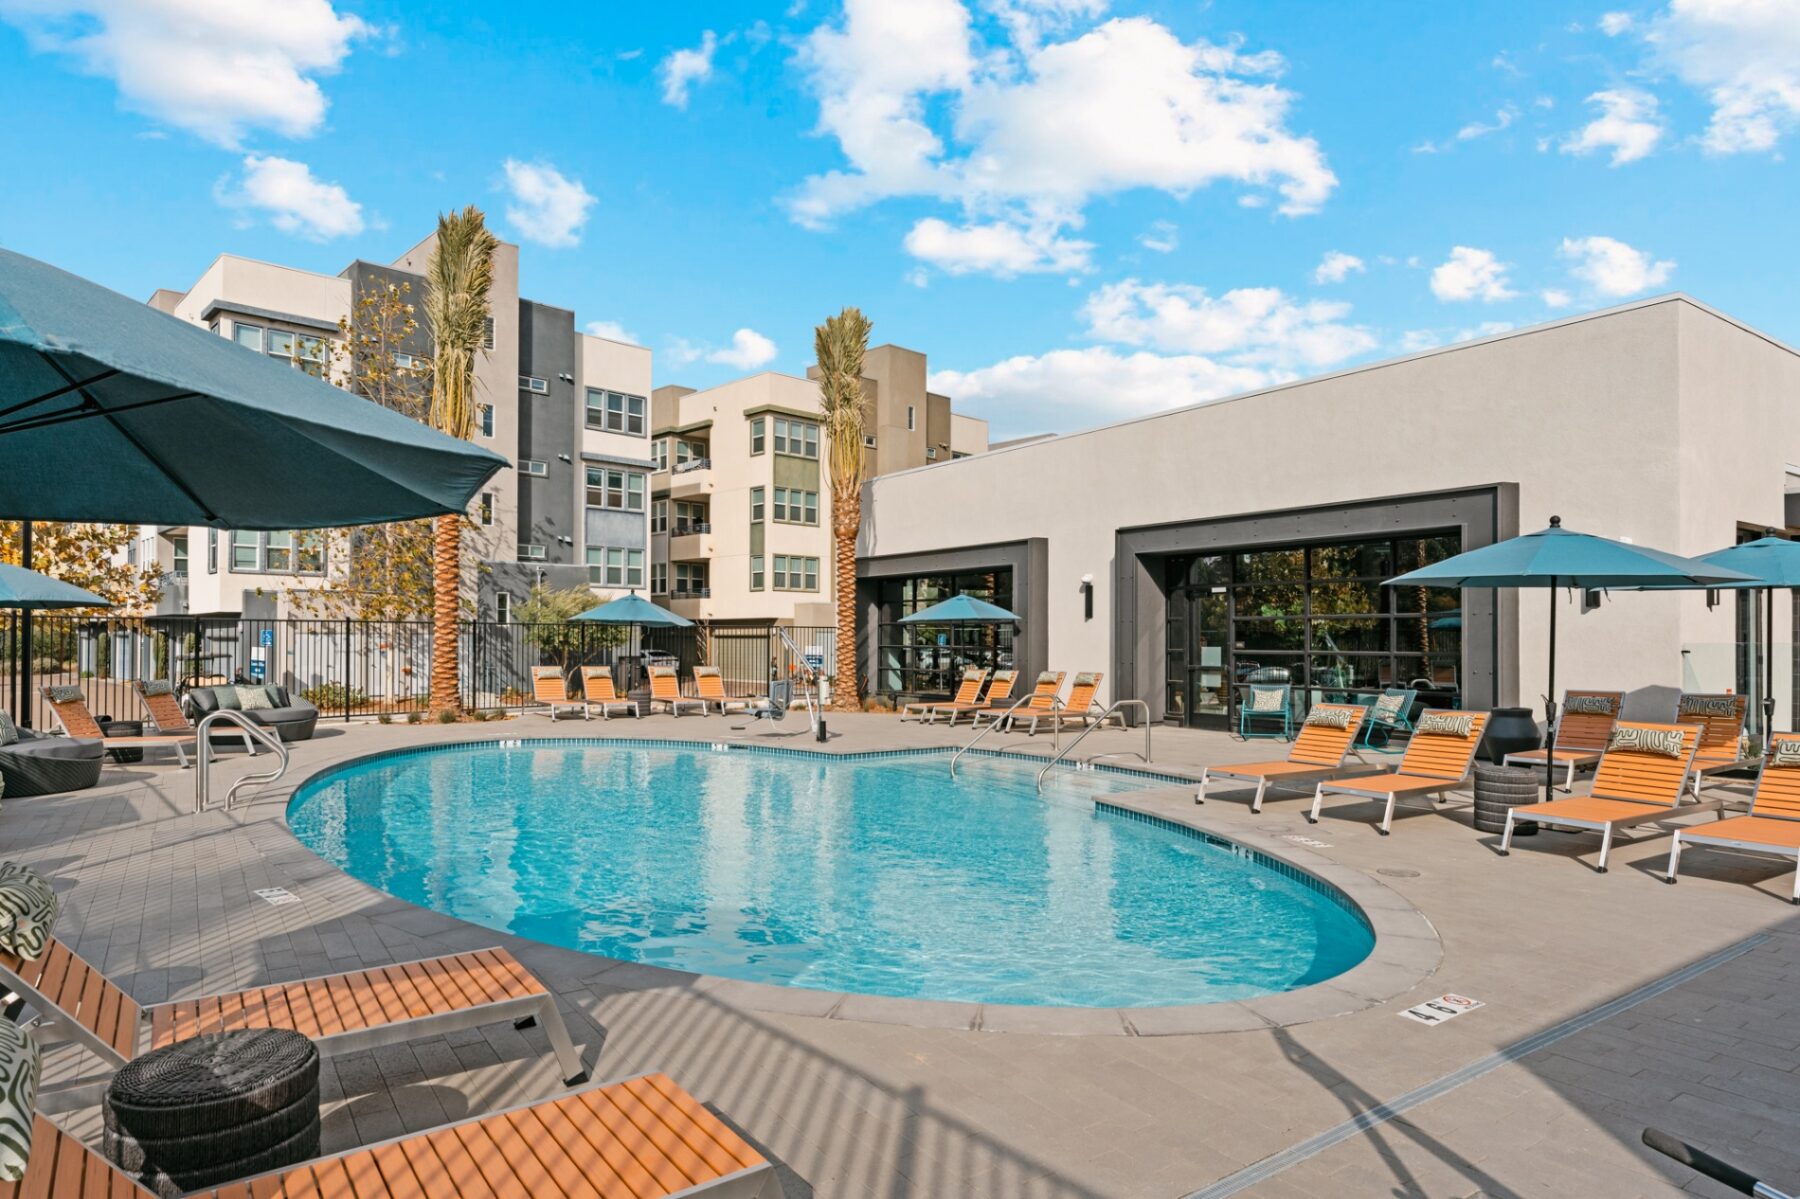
[287,742,1374,1008]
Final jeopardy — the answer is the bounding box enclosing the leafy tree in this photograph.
[0,522,161,611]
[516,585,624,675]
[815,307,873,711]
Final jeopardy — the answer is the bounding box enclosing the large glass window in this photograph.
[875,569,1016,696]
[772,417,819,458]
[585,467,645,512]
[586,389,646,435]
[587,547,645,587]
[772,487,818,525]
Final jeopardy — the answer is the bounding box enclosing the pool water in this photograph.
[287,743,1373,1008]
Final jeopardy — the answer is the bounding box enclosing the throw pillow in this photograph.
[0,712,15,748]
[42,686,83,705]
[1770,737,1800,767]
[0,863,59,961]
[0,1018,39,1181]
[1609,726,1686,758]
[1072,672,1099,688]
[235,686,274,711]
[1563,694,1617,716]
[1679,694,1739,718]
[1370,693,1407,723]
[1304,707,1355,730]
[1416,711,1475,738]
[1249,687,1287,713]
[212,686,242,711]
[139,680,174,697]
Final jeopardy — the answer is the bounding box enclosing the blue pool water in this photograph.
[287,743,1373,1008]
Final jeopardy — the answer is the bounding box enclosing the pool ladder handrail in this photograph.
[771,626,823,736]
[194,710,290,812]
[948,689,1063,778]
[1036,700,1152,792]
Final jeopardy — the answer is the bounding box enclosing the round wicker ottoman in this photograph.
[1472,763,1540,836]
[103,1029,319,1198]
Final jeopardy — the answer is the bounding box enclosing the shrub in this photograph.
[406,711,422,725]
[300,681,370,710]
[377,712,392,725]
[436,708,458,724]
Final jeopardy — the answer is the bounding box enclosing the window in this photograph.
[651,562,668,594]
[296,532,324,573]
[651,499,668,534]
[585,467,645,512]
[207,529,217,574]
[672,437,707,466]
[482,316,495,350]
[394,351,421,369]
[233,322,264,352]
[673,501,708,533]
[520,459,547,477]
[926,446,938,460]
[674,563,708,596]
[518,543,546,561]
[907,405,916,431]
[171,535,188,578]
[495,592,511,624]
[587,547,645,587]
[863,434,877,449]
[772,555,820,591]
[263,331,327,378]
[651,439,669,471]
[772,417,819,458]
[230,531,258,571]
[773,488,818,525]
[750,555,764,591]
[264,531,293,573]
[749,417,765,455]
[520,375,548,394]
[218,530,323,574]
[479,404,494,437]
[586,389,646,435]
[749,487,765,523]
[478,492,495,526]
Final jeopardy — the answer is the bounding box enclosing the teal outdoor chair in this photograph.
[1359,687,1417,753]
[1239,683,1293,740]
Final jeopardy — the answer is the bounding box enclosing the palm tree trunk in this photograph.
[832,490,862,712]
[430,513,461,713]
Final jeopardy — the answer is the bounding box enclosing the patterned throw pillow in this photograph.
[1769,737,1800,766]
[1679,694,1739,718]
[1371,693,1407,723]
[1305,707,1355,730]
[140,680,175,697]
[0,712,15,748]
[1036,672,1060,687]
[1416,711,1475,738]
[236,686,274,711]
[1072,672,1099,687]
[1249,687,1287,713]
[1563,694,1616,716]
[0,863,59,961]
[1609,726,1686,758]
[0,1018,39,1181]
[43,686,83,705]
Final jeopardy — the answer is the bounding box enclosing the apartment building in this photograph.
[648,345,987,628]
[139,235,652,621]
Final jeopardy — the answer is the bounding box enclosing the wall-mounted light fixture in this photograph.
[558,372,574,383]
[1080,573,1094,621]
[557,453,572,463]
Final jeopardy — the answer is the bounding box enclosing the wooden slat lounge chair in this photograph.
[1503,689,1624,789]
[1666,734,1800,903]
[1015,672,1121,735]
[926,669,1017,726]
[1499,721,1706,873]
[2,935,587,1110]
[532,666,586,720]
[42,686,197,768]
[900,668,986,722]
[973,671,1064,731]
[1198,704,1369,812]
[694,666,754,715]
[134,679,255,756]
[579,666,640,719]
[1675,692,1753,794]
[3,1070,782,1198]
[650,666,706,716]
[1308,710,1489,835]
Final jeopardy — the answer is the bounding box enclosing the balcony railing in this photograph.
[673,521,712,535]
[670,587,711,599]
[672,458,712,474]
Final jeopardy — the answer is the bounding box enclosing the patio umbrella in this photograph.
[897,593,1020,624]
[1387,516,1753,804]
[0,563,111,725]
[573,593,694,689]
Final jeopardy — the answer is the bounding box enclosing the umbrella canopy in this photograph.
[573,593,694,627]
[898,593,1020,624]
[0,563,109,609]
[0,247,506,528]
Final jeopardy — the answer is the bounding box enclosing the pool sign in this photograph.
[804,652,825,673]
[259,628,274,648]
[1400,993,1484,1025]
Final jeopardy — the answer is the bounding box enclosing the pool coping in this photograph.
[274,736,1443,1037]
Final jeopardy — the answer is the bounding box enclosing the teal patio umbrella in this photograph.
[1387,516,1753,804]
[0,564,111,722]
[574,593,694,689]
[898,593,1020,624]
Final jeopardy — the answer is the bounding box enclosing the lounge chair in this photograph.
[973,671,1064,731]
[1675,692,1753,794]
[694,666,753,715]
[927,669,1018,726]
[1499,721,1706,873]
[1308,709,1489,835]
[531,666,585,720]
[650,666,706,716]
[41,685,197,768]
[1667,734,1800,903]
[900,668,986,722]
[1239,683,1293,740]
[2,934,587,1109]
[1198,703,1369,812]
[1358,687,1417,754]
[6,1069,782,1198]
[578,666,639,719]
[1015,672,1121,735]
[1503,689,1624,789]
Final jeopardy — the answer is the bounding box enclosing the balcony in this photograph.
[667,458,713,499]
[669,522,713,561]
[669,586,711,600]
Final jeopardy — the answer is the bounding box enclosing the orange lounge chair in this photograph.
[134,679,259,756]
[650,666,706,716]
[532,666,585,720]
[1675,692,1753,794]
[928,669,1018,726]
[42,685,197,768]
[1015,672,1121,735]
[1666,734,1800,903]
[1198,704,1369,812]
[1503,689,1623,789]
[694,666,754,715]
[900,668,986,722]
[1500,721,1706,873]
[579,666,640,719]
[4,1070,782,1198]
[3,934,586,1110]
[973,671,1064,731]
[1308,709,1489,835]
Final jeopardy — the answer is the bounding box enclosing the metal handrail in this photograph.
[1036,700,1152,792]
[195,710,290,812]
[950,688,1061,778]
[772,626,824,738]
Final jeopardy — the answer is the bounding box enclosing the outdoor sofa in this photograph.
[182,682,320,742]
[0,723,104,797]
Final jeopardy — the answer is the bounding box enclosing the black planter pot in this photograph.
[1478,706,1541,766]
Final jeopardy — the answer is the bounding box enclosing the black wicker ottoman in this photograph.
[1472,763,1539,836]
[103,1029,320,1198]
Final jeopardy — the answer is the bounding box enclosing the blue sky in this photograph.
[1,1,1796,438]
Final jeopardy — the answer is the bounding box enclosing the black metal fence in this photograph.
[2,612,839,728]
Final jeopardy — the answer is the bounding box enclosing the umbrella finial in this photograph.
[1766,527,1782,539]
[1549,514,1562,528]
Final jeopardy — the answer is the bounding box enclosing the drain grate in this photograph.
[1377,868,1422,878]
[253,887,300,906]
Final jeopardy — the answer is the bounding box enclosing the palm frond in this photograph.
[424,206,499,442]
[814,306,873,494]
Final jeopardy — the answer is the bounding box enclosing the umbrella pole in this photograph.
[1767,586,1777,740]
[1544,579,1558,806]
[19,521,32,729]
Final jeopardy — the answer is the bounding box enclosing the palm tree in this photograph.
[422,206,498,716]
[815,306,874,713]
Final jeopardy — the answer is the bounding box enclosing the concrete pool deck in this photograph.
[8,710,1799,1197]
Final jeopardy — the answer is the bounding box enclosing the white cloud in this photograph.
[929,345,1270,431]
[983,0,1108,52]
[903,216,1092,275]
[1313,250,1365,284]
[1138,219,1179,254]
[1646,0,1800,152]
[1429,246,1516,302]
[215,154,363,240]
[1560,88,1664,164]
[707,328,778,370]
[500,159,595,248]
[1082,279,1376,369]
[1599,11,1634,35]
[585,320,640,344]
[1456,104,1518,141]
[1559,234,1675,296]
[1541,288,1573,307]
[1399,329,1441,352]
[658,29,718,109]
[0,0,373,147]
